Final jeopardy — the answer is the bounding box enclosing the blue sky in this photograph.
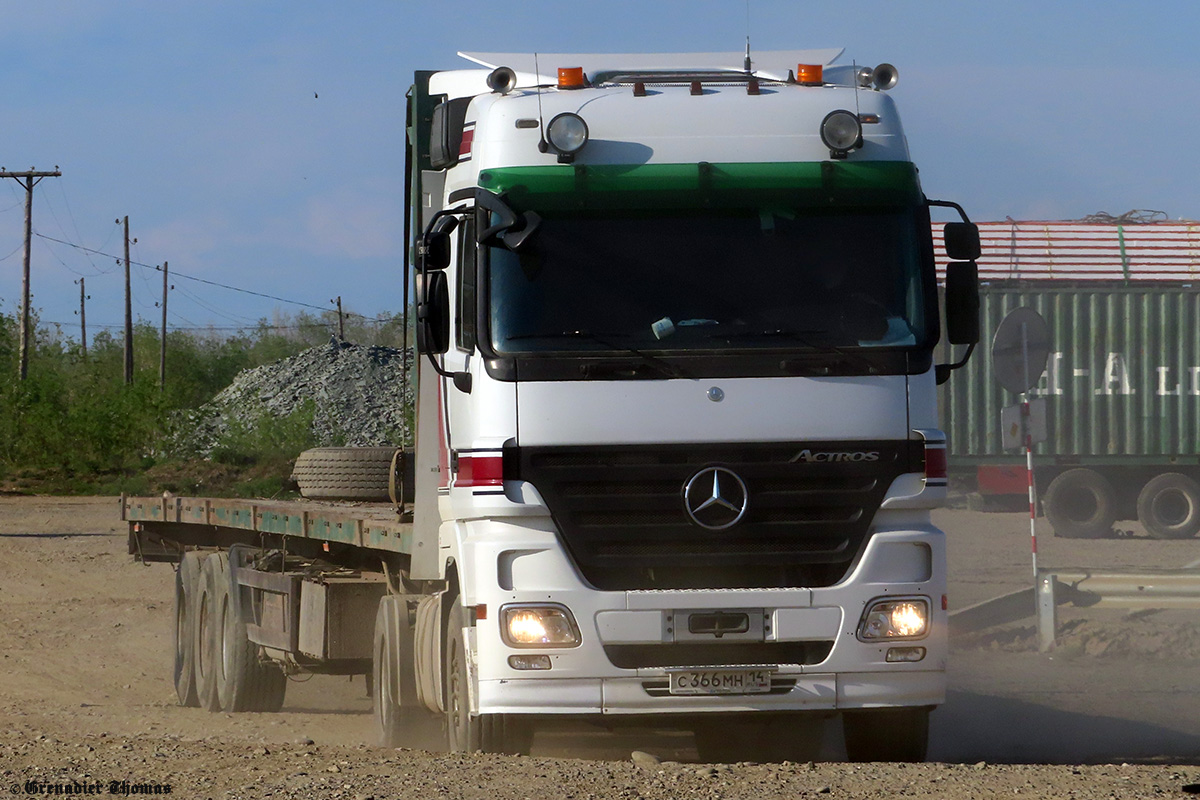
[2,0,1197,341]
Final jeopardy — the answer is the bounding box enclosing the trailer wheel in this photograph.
[1044,468,1116,539]
[292,447,408,502]
[1137,473,1200,539]
[198,552,287,713]
[194,553,223,711]
[212,552,287,712]
[444,597,532,755]
[842,707,929,763]
[172,551,204,708]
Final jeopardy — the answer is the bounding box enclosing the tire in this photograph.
[172,551,204,708]
[1137,473,1200,539]
[842,707,929,763]
[1044,468,1116,539]
[292,447,412,502]
[374,595,408,747]
[198,552,287,713]
[444,597,532,755]
[194,553,222,711]
[216,552,287,712]
[694,715,825,763]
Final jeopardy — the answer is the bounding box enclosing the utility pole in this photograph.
[159,261,168,391]
[0,168,61,380]
[120,215,134,385]
[336,296,345,340]
[75,278,88,358]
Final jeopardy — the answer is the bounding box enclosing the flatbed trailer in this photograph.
[123,495,415,559]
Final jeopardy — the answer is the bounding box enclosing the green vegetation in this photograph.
[0,306,406,496]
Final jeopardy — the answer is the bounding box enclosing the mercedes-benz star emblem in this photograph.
[683,467,749,530]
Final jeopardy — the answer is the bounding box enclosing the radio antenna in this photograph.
[744,1,752,72]
[534,52,548,152]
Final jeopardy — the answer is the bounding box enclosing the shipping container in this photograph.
[933,218,1200,540]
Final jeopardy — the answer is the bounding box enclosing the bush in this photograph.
[0,307,407,496]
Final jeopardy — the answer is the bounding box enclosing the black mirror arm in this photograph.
[475,190,521,242]
[935,341,976,385]
[926,198,973,224]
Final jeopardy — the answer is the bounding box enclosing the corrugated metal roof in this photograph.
[933,220,1200,282]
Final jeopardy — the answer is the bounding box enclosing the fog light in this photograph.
[820,109,861,158]
[858,598,929,641]
[501,604,581,647]
[508,654,552,670]
[886,646,927,663]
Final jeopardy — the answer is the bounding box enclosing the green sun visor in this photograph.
[477,161,922,212]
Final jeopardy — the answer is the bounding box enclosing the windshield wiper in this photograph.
[712,328,876,371]
[504,330,687,379]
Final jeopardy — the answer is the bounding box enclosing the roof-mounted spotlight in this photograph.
[820,109,862,160]
[545,112,589,163]
[856,66,874,88]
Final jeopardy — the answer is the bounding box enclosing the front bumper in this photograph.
[460,517,947,717]
[479,669,943,715]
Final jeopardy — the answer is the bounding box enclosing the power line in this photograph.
[33,231,332,312]
[38,318,394,332]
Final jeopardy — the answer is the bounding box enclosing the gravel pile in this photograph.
[169,339,413,457]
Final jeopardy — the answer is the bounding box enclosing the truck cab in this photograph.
[405,50,980,761]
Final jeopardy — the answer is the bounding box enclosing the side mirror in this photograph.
[415,270,450,355]
[420,231,452,270]
[944,261,980,345]
[944,222,981,261]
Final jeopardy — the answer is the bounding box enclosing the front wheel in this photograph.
[444,597,532,755]
[842,707,929,763]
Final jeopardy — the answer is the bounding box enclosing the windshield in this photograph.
[487,206,932,356]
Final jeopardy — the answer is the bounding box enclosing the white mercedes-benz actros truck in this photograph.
[125,48,981,763]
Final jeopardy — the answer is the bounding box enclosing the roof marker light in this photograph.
[796,64,823,85]
[557,66,586,89]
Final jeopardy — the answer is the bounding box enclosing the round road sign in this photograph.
[991,307,1051,394]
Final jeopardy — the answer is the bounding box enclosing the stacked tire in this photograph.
[292,447,412,503]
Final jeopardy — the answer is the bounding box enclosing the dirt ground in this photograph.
[3,496,1200,798]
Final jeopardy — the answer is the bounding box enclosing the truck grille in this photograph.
[515,441,918,590]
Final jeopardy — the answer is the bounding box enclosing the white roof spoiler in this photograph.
[458,49,845,84]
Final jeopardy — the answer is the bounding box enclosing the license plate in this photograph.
[669,669,773,696]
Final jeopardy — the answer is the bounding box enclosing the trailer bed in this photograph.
[122,495,415,561]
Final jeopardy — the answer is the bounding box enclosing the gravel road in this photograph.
[2,496,1200,798]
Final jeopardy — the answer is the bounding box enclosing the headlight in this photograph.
[857,598,929,641]
[820,109,862,157]
[545,113,589,158]
[501,604,581,647]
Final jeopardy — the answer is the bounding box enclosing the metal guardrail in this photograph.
[1036,568,1200,652]
[949,567,1200,653]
